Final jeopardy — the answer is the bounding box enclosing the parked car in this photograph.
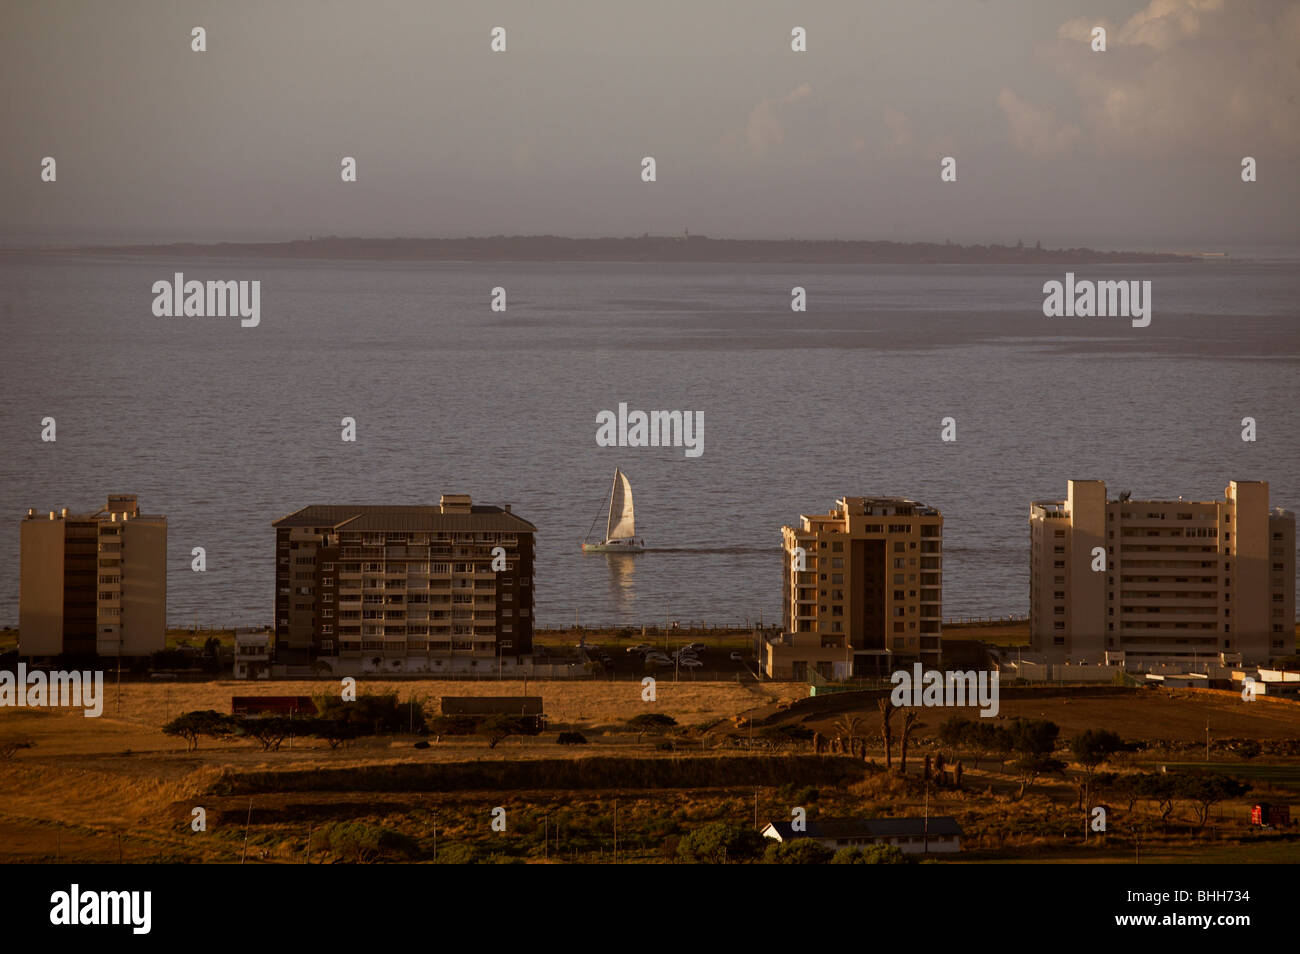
[679,658,704,668]
[729,651,744,661]
[687,643,706,652]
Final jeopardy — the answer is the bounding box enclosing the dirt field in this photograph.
[4,676,1300,864]
[794,689,1300,744]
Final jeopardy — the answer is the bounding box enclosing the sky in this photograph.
[2,0,1298,248]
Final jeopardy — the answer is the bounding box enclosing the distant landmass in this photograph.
[57,235,1204,264]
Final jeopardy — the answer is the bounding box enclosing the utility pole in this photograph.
[240,797,253,863]
[1205,720,1210,762]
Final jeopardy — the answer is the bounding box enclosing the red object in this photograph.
[1252,803,1290,826]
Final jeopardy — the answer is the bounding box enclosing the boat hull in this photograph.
[582,540,645,553]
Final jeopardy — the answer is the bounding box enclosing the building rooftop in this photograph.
[272,502,537,533]
[23,494,165,522]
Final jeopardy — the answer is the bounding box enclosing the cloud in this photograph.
[744,83,812,157]
[882,106,915,152]
[1013,0,1300,158]
[997,88,1083,159]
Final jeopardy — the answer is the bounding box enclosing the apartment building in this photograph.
[19,494,167,659]
[1030,480,1295,666]
[271,495,536,673]
[769,496,943,680]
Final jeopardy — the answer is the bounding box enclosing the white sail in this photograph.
[606,469,636,541]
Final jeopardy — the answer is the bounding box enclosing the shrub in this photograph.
[310,822,419,863]
[676,822,766,864]
[764,839,834,864]
[314,693,426,735]
[428,716,477,737]
[627,713,678,734]
[830,844,906,864]
[557,731,588,745]
[436,843,481,865]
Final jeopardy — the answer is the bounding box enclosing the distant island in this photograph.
[54,235,1205,265]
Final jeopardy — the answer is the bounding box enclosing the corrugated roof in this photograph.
[272,504,537,533]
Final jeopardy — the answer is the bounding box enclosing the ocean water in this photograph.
[1,254,1297,629]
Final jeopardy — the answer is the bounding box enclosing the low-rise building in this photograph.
[234,628,272,679]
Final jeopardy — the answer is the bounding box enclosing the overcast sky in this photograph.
[3,0,1298,248]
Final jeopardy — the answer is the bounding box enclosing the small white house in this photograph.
[234,629,272,679]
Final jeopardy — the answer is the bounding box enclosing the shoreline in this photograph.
[1,235,1207,266]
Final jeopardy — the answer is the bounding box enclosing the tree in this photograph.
[1135,772,1181,826]
[830,844,906,864]
[1070,729,1125,808]
[479,715,529,749]
[237,716,295,751]
[834,714,863,755]
[968,722,1014,771]
[1071,730,1124,780]
[938,715,972,759]
[764,839,833,864]
[676,823,766,864]
[1012,754,1066,799]
[899,709,922,774]
[163,710,233,751]
[1010,718,1063,798]
[627,713,677,742]
[306,718,359,749]
[1180,772,1251,827]
[1011,718,1059,757]
[877,698,897,769]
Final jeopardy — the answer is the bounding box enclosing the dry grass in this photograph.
[75,678,801,731]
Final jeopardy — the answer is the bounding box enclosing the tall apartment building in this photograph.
[768,496,943,680]
[271,495,536,672]
[19,494,167,659]
[1030,480,1295,666]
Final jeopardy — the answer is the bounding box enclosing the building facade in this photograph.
[271,495,536,672]
[769,496,943,679]
[1030,480,1295,666]
[19,494,167,659]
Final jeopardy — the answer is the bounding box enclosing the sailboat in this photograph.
[582,468,645,552]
